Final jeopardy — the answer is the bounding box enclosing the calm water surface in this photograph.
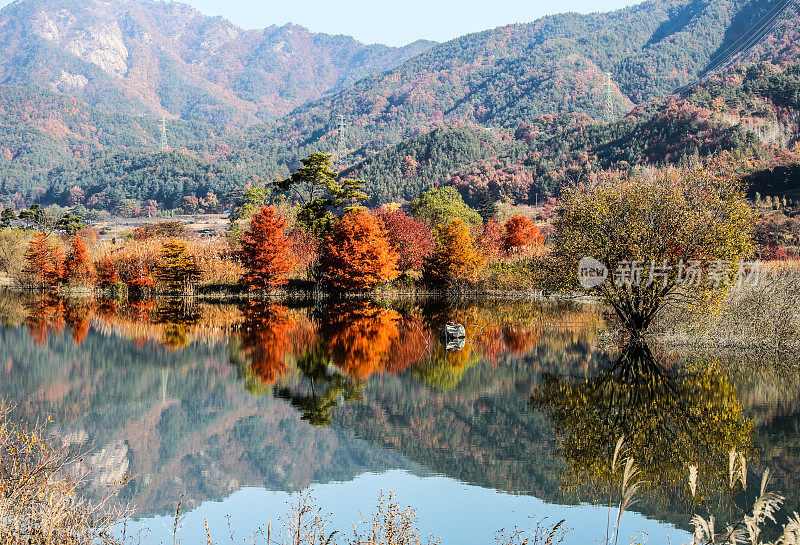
[0,292,797,544]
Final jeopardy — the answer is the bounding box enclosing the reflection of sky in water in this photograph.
[132,470,691,545]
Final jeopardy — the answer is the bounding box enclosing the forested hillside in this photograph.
[343,62,800,205]
[0,0,433,124]
[0,0,799,212]
[239,0,800,166]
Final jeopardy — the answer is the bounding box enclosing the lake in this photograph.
[0,291,797,544]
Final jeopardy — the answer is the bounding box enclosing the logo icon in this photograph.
[578,257,608,289]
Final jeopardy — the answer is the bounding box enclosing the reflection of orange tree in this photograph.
[322,302,401,381]
[24,296,64,345]
[63,298,96,346]
[386,311,429,374]
[530,342,752,507]
[238,302,295,387]
[502,324,543,355]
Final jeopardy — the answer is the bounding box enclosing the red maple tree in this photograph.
[240,206,292,290]
[503,214,545,254]
[376,207,434,272]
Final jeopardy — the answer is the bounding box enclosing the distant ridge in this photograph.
[0,0,435,124]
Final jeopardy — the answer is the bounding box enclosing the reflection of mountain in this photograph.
[1,291,799,533]
[0,324,421,517]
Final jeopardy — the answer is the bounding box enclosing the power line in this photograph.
[672,0,798,95]
[705,0,793,74]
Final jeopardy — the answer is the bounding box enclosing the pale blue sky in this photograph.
[0,0,644,46]
[186,0,643,45]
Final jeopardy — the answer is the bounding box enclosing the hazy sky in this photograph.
[0,0,644,46]
[186,0,643,45]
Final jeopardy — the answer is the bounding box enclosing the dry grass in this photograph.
[0,402,129,545]
[651,260,800,350]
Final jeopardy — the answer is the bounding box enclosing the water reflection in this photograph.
[531,340,753,521]
[0,290,796,539]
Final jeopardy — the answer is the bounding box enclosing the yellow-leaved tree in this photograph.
[549,167,754,336]
[422,218,484,290]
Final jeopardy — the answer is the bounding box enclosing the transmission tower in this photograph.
[160,116,168,151]
[336,114,347,161]
[603,72,615,123]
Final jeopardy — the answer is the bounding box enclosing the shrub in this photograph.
[0,402,127,545]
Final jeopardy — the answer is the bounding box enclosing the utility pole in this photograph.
[160,116,168,151]
[604,72,615,123]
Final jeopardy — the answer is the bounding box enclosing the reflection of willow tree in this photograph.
[274,346,362,427]
[530,342,752,506]
[155,300,201,350]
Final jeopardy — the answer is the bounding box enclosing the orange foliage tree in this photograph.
[239,206,292,290]
[63,236,96,284]
[503,214,544,254]
[319,209,399,291]
[23,232,63,288]
[422,219,484,289]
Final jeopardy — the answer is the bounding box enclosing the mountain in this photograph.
[237,0,800,165]
[342,61,800,205]
[0,0,434,124]
[1,0,800,211]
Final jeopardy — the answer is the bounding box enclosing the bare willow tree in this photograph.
[549,167,754,336]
